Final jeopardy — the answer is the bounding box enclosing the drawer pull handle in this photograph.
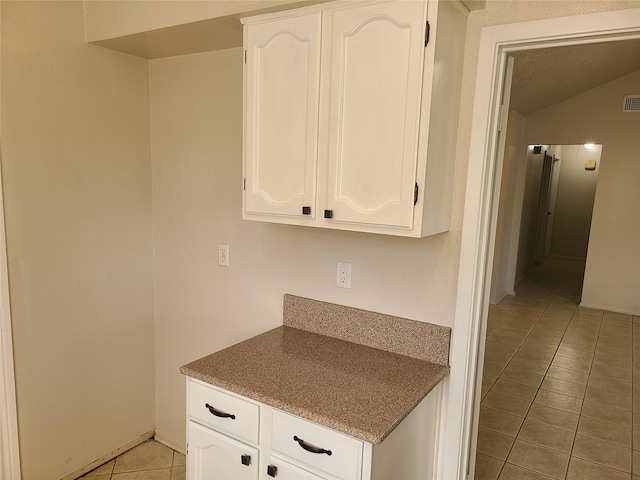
[205,403,235,420]
[293,435,332,456]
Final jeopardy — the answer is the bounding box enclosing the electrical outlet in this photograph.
[218,244,229,267]
[337,261,351,288]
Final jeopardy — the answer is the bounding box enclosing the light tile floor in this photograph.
[475,257,640,479]
[80,439,185,480]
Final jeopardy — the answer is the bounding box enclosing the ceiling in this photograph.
[90,1,640,117]
[509,38,640,115]
[91,0,486,59]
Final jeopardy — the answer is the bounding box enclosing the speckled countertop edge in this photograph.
[180,326,450,444]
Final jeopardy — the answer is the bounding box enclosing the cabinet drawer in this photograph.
[272,410,363,480]
[188,379,259,445]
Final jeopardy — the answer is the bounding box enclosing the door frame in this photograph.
[440,8,640,479]
[0,150,20,479]
[0,2,21,476]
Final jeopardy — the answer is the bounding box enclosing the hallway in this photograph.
[475,258,639,479]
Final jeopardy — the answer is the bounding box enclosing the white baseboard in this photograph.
[61,430,154,480]
[578,301,640,317]
[154,429,186,455]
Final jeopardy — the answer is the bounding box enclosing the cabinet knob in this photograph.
[302,206,311,215]
[324,210,333,219]
[267,464,278,477]
[241,454,252,466]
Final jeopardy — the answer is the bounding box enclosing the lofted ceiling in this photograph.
[90,0,485,59]
[509,38,640,115]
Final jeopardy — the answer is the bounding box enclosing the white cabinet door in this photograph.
[244,12,322,219]
[267,456,328,480]
[187,421,259,480]
[323,0,426,228]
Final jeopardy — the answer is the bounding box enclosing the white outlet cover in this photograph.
[337,261,351,288]
[218,244,229,267]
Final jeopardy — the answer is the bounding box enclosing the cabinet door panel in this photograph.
[188,421,258,480]
[244,13,321,218]
[325,1,426,228]
[268,456,329,480]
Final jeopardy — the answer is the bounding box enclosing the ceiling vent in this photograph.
[622,95,640,112]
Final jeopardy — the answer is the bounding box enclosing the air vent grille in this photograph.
[622,95,640,112]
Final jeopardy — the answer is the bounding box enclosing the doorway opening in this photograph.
[491,143,602,308]
[442,8,640,480]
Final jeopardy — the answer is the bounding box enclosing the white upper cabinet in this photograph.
[324,1,426,229]
[244,12,322,219]
[242,0,467,237]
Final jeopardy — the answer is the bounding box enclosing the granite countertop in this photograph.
[180,325,449,444]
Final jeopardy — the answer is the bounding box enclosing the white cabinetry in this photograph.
[186,377,442,480]
[242,0,466,237]
[188,421,259,480]
[243,12,322,219]
[266,456,327,480]
[187,380,260,479]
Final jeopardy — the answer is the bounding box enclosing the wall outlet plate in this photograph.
[218,244,229,266]
[337,261,351,288]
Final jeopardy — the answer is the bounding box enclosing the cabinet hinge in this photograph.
[244,50,247,64]
[243,178,246,191]
[425,21,430,47]
[414,183,419,205]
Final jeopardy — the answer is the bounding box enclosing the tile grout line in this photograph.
[476,259,623,480]
[492,296,567,479]
[518,298,574,479]
[563,307,602,479]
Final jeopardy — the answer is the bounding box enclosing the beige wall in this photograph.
[550,144,601,259]
[150,0,640,457]
[149,46,465,448]
[524,70,640,315]
[2,0,639,477]
[1,2,155,478]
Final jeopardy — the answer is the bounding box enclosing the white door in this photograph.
[323,0,427,228]
[534,151,554,264]
[267,456,327,480]
[187,421,258,480]
[244,12,322,219]
[544,155,560,257]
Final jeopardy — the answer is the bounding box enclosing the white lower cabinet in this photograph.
[186,378,441,480]
[188,421,259,480]
[271,410,363,480]
[266,456,327,480]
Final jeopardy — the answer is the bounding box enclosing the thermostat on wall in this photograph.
[585,160,597,171]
